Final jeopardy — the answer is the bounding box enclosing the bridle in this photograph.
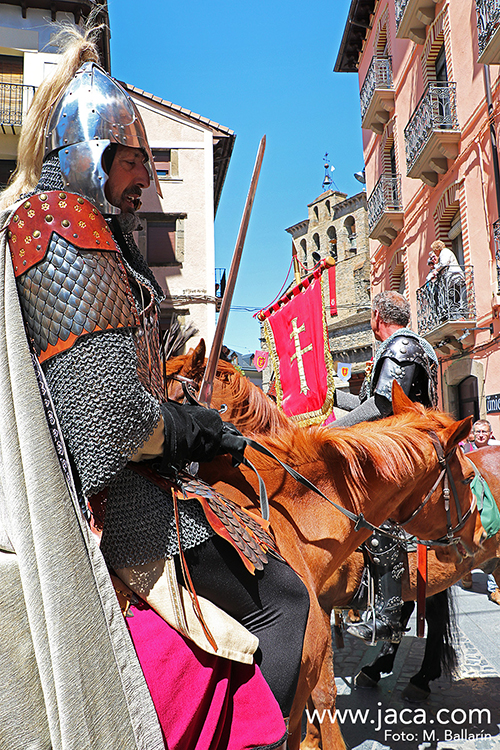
[394,431,476,548]
[169,374,475,549]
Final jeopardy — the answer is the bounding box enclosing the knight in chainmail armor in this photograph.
[5,41,308,732]
[332,291,438,643]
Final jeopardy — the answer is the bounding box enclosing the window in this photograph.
[0,159,16,189]
[313,205,319,222]
[344,216,357,255]
[448,208,464,267]
[458,376,479,422]
[327,226,337,260]
[152,149,171,179]
[0,55,23,84]
[146,221,176,265]
[435,45,448,82]
[0,55,23,127]
[389,143,397,178]
[397,269,406,295]
[300,238,307,268]
[385,140,400,206]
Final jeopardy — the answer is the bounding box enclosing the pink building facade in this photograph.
[336,0,500,435]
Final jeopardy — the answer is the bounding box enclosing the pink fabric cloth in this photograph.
[126,603,286,750]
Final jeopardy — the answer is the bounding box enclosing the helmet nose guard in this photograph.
[44,61,162,213]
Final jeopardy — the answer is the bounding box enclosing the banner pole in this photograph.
[198,135,266,407]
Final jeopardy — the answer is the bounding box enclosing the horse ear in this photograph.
[392,380,420,415]
[442,416,473,451]
[183,339,206,379]
[193,339,206,365]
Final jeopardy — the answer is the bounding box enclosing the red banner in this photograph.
[261,272,335,425]
[328,264,337,316]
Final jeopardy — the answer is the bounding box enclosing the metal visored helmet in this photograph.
[44,61,162,214]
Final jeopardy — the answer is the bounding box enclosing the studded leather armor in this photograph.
[9,191,140,363]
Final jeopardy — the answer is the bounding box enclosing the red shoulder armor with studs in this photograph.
[8,191,118,277]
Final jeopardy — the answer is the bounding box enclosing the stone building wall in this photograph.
[285,189,373,394]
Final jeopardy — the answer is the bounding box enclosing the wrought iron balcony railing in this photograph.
[416,265,476,337]
[368,175,403,233]
[493,220,500,295]
[0,83,35,132]
[360,57,394,123]
[476,0,500,62]
[404,82,459,176]
[395,0,411,31]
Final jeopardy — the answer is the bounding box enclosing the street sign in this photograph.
[486,393,500,414]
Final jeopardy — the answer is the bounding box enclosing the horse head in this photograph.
[165,340,291,434]
[388,381,483,562]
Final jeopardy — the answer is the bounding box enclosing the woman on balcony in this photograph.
[427,240,465,320]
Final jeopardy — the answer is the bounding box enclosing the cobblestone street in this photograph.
[326,575,500,750]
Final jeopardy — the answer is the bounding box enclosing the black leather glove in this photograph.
[219,422,247,467]
[159,401,224,472]
[159,403,247,472]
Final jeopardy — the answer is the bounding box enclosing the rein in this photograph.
[173,375,472,548]
[241,434,473,548]
[397,433,476,547]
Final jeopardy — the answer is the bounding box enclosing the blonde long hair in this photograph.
[0,21,102,211]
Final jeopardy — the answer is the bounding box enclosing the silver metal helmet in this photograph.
[44,61,162,214]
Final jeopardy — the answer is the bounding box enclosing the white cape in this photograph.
[0,204,165,750]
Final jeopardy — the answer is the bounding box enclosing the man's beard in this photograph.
[117,211,142,234]
[121,187,142,213]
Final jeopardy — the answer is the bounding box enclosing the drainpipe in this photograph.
[483,65,500,218]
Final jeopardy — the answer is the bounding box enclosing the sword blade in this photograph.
[198,135,266,406]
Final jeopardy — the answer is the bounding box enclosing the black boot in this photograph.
[347,520,406,644]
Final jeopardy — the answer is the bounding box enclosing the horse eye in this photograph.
[462,475,473,485]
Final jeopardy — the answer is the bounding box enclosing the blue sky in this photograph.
[108,0,364,355]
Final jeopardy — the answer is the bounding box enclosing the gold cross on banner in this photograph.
[289,317,312,394]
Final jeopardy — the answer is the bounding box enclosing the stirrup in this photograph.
[347,616,402,645]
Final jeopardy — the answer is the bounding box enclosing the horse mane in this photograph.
[256,408,456,508]
[212,360,293,434]
[165,353,457,508]
[164,353,292,433]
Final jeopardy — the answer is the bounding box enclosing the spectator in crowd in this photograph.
[460,426,477,454]
[472,419,500,448]
[427,240,465,320]
[462,418,500,604]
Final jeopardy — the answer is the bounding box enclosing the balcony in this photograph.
[0,83,35,134]
[368,175,404,245]
[395,0,440,43]
[416,265,476,344]
[360,57,395,135]
[476,0,500,63]
[404,82,460,187]
[494,220,500,296]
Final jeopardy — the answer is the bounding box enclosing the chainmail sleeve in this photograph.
[42,330,161,497]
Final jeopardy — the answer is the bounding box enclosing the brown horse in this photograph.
[165,345,483,750]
